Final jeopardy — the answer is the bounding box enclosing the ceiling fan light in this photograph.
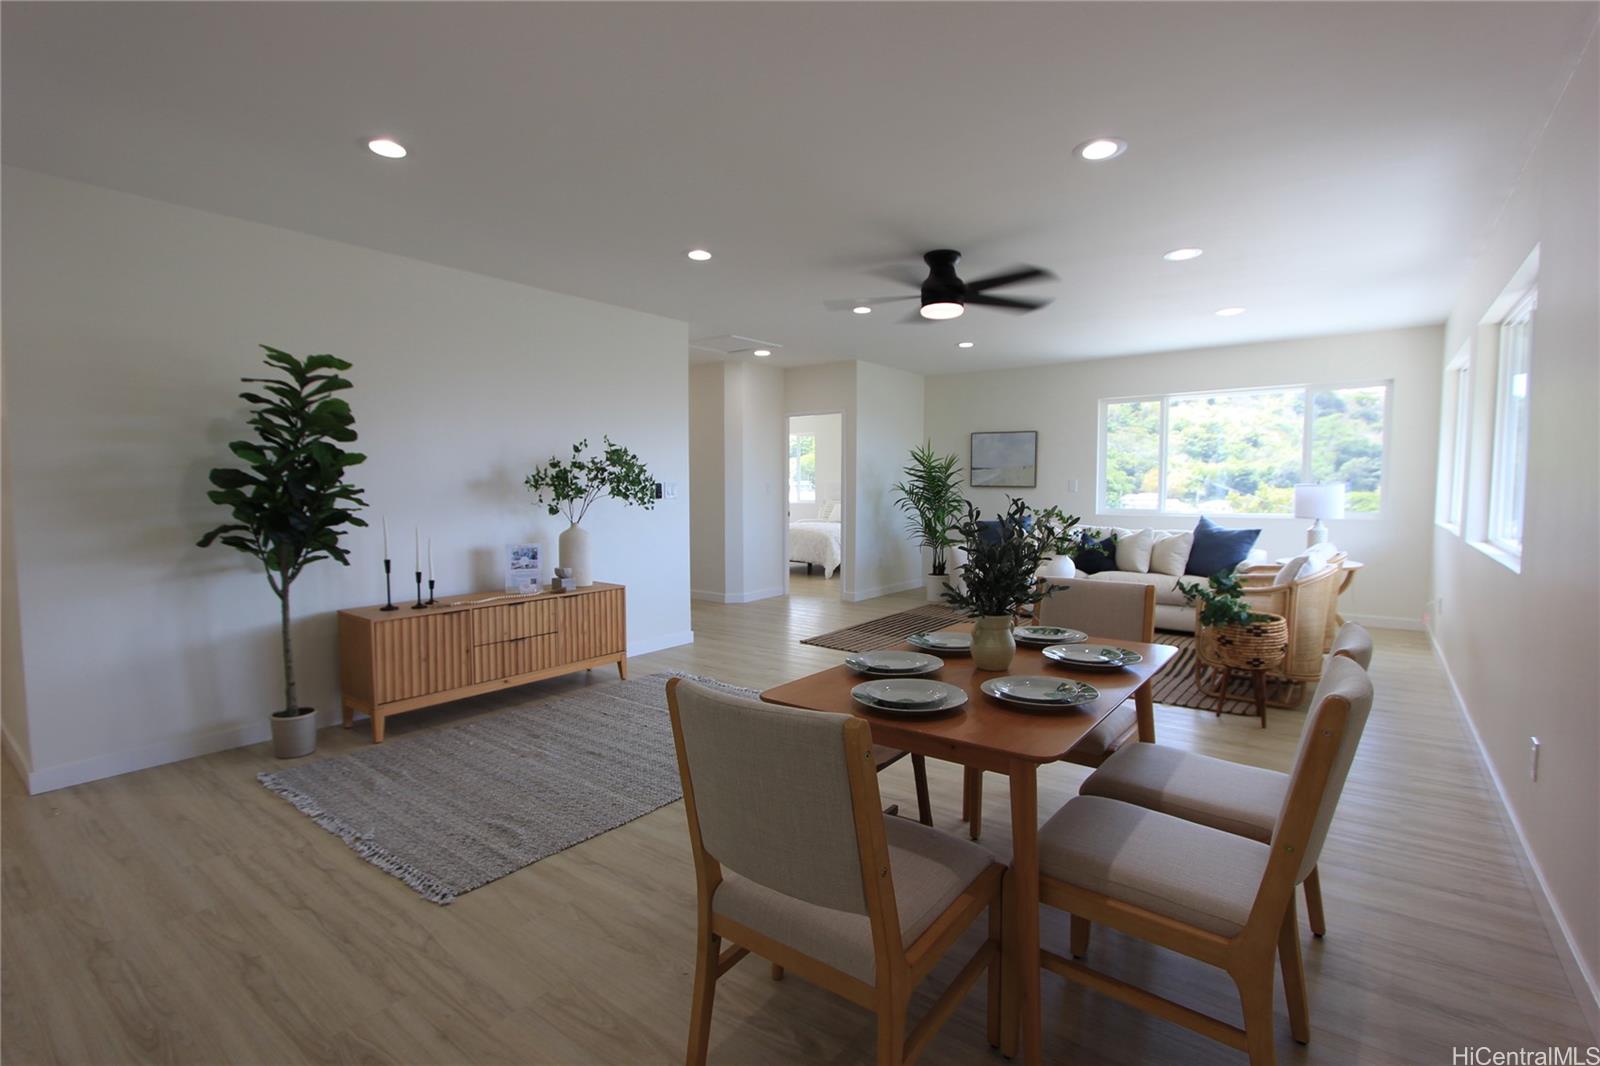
[920,301,965,320]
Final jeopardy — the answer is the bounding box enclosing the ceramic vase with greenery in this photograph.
[525,437,655,587]
[943,499,1078,670]
[197,346,367,759]
[892,443,967,602]
[1177,571,1289,671]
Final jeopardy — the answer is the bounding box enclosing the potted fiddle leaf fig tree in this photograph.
[197,346,367,759]
[892,443,967,602]
[943,499,1077,670]
[525,436,656,587]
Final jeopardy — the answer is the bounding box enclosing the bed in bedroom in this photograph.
[788,518,842,577]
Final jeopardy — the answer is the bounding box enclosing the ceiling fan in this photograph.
[827,249,1056,321]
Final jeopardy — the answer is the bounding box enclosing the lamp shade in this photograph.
[1293,483,1346,520]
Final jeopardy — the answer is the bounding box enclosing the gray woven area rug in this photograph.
[259,673,749,904]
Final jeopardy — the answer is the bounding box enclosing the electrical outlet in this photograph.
[1530,737,1540,781]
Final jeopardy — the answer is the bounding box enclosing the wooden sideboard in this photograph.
[338,583,626,741]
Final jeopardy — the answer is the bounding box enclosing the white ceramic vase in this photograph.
[925,574,949,603]
[559,523,594,587]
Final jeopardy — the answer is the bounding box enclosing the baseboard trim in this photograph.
[3,727,32,779]
[1427,626,1600,1037]
[1343,612,1424,631]
[628,629,695,657]
[842,578,923,603]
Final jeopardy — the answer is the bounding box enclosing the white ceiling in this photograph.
[4,2,1593,373]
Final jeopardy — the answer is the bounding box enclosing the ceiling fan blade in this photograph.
[966,265,1056,292]
[823,294,919,311]
[869,263,930,290]
[967,292,1051,312]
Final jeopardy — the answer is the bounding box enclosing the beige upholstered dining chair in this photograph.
[1237,553,1347,695]
[1021,656,1374,1066]
[667,678,1005,1066]
[1078,621,1374,938]
[961,580,1156,841]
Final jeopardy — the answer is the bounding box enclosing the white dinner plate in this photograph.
[852,680,969,717]
[907,630,973,654]
[1042,644,1144,671]
[1013,625,1088,647]
[981,675,1099,708]
[843,650,943,677]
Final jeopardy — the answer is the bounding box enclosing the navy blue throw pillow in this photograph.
[975,515,1033,547]
[1185,516,1261,576]
[1074,533,1118,574]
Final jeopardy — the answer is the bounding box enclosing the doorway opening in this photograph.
[785,412,844,600]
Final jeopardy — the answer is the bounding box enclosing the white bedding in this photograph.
[788,520,842,576]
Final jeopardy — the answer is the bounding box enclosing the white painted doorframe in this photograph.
[783,410,845,597]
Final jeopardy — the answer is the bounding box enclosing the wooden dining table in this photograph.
[761,628,1177,1066]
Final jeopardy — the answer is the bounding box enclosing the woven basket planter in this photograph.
[1197,613,1288,672]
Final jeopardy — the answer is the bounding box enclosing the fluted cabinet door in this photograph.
[560,587,626,662]
[373,612,473,704]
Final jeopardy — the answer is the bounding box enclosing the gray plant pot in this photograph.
[269,708,318,759]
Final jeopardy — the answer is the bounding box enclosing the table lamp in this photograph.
[1294,483,1345,547]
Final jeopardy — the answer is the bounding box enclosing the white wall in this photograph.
[851,362,927,598]
[1430,36,1599,1008]
[687,361,784,603]
[786,412,841,521]
[2,168,693,792]
[926,327,1442,626]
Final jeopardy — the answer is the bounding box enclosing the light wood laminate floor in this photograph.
[3,575,1594,1064]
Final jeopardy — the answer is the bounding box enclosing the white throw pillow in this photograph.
[1114,528,1156,573]
[1275,552,1311,586]
[1149,530,1193,577]
[819,500,841,521]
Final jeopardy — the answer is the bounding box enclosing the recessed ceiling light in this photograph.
[367,138,407,159]
[1214,306,1247,317]
[919,302,965,321]
[686,249,713,262]
[852,305,873,315]
[956,341,975,349]
[752,349,772,357]
[1163,248,1204,262]
[1075,138,1127,162]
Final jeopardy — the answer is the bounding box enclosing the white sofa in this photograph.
[1053,525,1268,634]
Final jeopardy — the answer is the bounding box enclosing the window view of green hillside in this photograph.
[1103,384,1385,515]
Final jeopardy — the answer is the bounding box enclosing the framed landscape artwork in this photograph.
[970,430,1038,487]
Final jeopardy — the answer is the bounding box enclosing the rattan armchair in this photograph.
[1237,553,1347,691]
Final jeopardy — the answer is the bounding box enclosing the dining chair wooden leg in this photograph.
[875,993,908,1066]
[961,769,972,821]
[1069,915,1091,959]
[686,928,720,1066]
[1278,897,1310,1044]
[999,868,1019,1058]
[1303,866,1327,937]
[911,754,933,826]
[770,962,784,981]
[1009,764,1043,1066]
[964,768,984,841]
[1233,965,1278,1066]
[986,892,1004,1049]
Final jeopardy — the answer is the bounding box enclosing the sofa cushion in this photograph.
[1083,569,1191,607]
[1114,528,1156,573]
[1149,531,1193,576]
[1185,516,1262,576]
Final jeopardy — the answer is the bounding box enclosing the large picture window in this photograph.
[1435,346,1471,532]
[1100,383,1389,516]
[788,432,817,503]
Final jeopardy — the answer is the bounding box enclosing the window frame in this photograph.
[1097,379,1392,519]
[1486,285,1536,561]
[787,432,817,504]
[1435,345,1471,534]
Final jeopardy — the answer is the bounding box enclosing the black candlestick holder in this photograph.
[381,558,398,611]
[411,570,426,609]
[426,579,436,606]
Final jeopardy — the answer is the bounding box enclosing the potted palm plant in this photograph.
[892,443,967,602]
[197,346,367,759]
[943,499,1077,670]
[525,436,656,587]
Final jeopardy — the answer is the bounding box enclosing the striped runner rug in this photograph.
[800,605,968,652]
[1150,633,1308,715]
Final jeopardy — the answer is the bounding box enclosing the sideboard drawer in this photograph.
[473,600,560,646]
[473,634,561,683]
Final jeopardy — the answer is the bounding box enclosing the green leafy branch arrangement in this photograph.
[1176,570,1272,628]
[892,443,966,577]
[525,436,656,526]
[197,346,367,716]
[941,498,1079,617]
